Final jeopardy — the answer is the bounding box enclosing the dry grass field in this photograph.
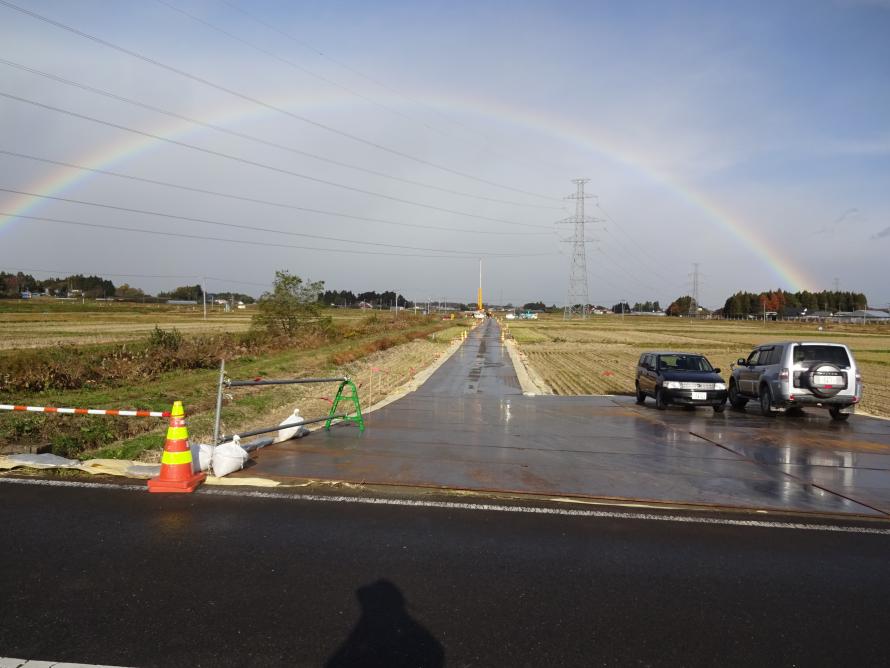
[0,300,388,349]
[505,315,890,418]
[0,301,254,349]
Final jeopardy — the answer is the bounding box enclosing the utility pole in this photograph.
[558,178,597,319]
[477,259,483,312]
[689,263,700,318]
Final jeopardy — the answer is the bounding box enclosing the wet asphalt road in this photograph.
[241,319,890,517]
[2,480,890,667]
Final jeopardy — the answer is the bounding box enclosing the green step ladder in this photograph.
[324,379,365,432]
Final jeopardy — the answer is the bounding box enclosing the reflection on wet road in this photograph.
[242,319,890,517]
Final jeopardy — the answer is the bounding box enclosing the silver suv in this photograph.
[728,342,862,421]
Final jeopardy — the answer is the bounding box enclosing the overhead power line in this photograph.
[593,249,672,299]
[595,201,677,282]
[0,58,558,210]
[0,211,555,260]
[0,90,552,230]
[219,0,470,140]
[0,186,544,257]
[188,0,571,176]
[154,0,442,136]
[0,149,550,237]
[0,0,557,202]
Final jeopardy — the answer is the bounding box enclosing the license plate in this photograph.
[691,391,707,400]
[817,375,843,385]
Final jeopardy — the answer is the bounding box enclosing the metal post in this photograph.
[213,359,225,445]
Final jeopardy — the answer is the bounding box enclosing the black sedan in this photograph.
[635,351,728,412]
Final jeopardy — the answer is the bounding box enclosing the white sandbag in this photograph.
[274,408,306,443]
[211,436,249,477]
[5,453,79,468]
[190,442,214,473]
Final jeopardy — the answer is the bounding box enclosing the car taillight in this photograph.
[780,368,789,381]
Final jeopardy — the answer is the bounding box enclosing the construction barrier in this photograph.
[2,400,206,490]
[0,404,170,417]
[212,361,365,446]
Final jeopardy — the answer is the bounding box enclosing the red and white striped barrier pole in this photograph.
[0,404,170,418]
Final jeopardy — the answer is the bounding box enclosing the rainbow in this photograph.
[0,87,817,292]
[439,93,818,292]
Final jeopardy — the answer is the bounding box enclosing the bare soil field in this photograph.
[506,315,890,418]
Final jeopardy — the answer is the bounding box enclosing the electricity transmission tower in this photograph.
[689,263,700,317]
[559,178,597,319]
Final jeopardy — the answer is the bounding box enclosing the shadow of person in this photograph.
[325,579,444,668]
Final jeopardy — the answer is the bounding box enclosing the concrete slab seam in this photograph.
[5,473,889,536]
[688,429,890,517]
[199,488,890,534]
[4,475,890,534]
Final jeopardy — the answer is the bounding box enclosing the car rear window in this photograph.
[792,345,850,367]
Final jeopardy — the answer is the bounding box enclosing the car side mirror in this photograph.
[713,367,721,374]
[736,358,746,367]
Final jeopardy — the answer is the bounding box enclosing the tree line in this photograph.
[719,290,867,317]
[1,271,115,299]
[0,271,256,303]
[319,289,411,308]
[2,270,873,317]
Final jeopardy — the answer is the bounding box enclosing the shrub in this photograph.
[148,326,183,350]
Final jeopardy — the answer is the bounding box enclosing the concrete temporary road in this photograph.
[2,479,890,667]
[239,318,890,518]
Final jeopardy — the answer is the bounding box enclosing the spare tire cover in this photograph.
[805,363,845,398]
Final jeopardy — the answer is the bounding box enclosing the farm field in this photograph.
[505,315,890,418]
[0,300,464,458]
[0,299,372,349]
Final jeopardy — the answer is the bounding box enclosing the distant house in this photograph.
[803,310,834,320]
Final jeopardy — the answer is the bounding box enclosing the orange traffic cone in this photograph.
[148,401,205,493]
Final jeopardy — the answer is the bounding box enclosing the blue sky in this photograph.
[0,0,888,307]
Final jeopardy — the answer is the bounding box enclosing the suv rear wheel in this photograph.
[635,382,645,404]
[728,380,748,409]
[759,385,776,417]
[829,407,850,422]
